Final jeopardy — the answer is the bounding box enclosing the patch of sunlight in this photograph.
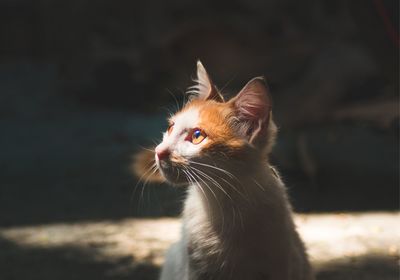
[0,218,180,266]
[0,213,398,267]
[295,212,400,265]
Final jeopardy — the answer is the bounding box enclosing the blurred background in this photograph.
[0,0,398,279]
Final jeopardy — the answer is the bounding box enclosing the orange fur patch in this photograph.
[182,100,246,157]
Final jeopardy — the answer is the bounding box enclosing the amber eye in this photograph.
[167,123,174,134]
[191,128,206,144]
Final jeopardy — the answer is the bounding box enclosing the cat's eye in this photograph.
[167,123,174,134]
[191,128,206,144]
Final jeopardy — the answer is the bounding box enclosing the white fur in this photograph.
[156,107,207,159]
[159,239,189,280]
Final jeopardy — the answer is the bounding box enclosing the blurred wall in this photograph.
[0,0,398,225]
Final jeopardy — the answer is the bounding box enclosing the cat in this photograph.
[134,61,314,280]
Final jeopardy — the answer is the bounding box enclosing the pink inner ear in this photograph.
[234,77,271,122]
[236,94,268,120]
[229,77,272,143]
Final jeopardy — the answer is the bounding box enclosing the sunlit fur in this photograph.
[134,61,314,280]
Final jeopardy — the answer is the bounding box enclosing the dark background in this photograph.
[0,0,398,227]
[0,1,399,280]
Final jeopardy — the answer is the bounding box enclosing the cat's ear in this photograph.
[188,61,224,102]
[229,77,276,151]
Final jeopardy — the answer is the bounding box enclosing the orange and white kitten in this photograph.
[135,61,314,280]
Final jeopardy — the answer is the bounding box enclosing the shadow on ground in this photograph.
[0,236,160,280]
[0,233,398,280]
[315,254,399,280]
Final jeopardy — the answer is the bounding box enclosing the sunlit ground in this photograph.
[0,212,398,280]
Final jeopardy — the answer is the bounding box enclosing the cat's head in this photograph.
[134,61,276,185]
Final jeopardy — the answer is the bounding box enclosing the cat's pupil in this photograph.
[194,130,201,138]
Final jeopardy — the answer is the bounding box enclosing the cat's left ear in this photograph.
[188,61,224,102]
[229,77,276,150]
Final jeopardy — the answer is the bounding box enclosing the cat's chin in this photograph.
[160,171,189,186]
[158,163,189,186]
[166,179,189,187]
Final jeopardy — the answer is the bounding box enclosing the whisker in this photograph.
[166,88,181,112]
[198,166,248,201]
[176,168,181,182]
[131,161,158,213]
[189,167,218,201]
[177,87,190,108]
[189,167,231,234]
[161,106,175,119]
[131,161,156,203]
[187,160,237,180]
[189,167,224,231]
[187,160,249,202]
[190,166,232,202]
[140,164,158,209]
[138,146,155,153]
[183,167,211,214]
[253,179,266,192]
[219,73,236,93]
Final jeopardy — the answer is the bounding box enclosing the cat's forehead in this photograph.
[170,106,200,128]
[171,100,227,127]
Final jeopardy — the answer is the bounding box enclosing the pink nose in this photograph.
[156,148,170,161]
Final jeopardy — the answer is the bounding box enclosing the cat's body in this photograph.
[135,61,314,280]
[161,167,312,280]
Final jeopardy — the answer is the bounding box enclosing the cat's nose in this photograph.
[156,148,170,161]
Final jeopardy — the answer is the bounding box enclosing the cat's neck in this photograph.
[183,159,289,236]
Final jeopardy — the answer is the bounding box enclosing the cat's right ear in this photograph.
[132,148,165,183]
[187,61,224,102]
[229,77,276,152]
